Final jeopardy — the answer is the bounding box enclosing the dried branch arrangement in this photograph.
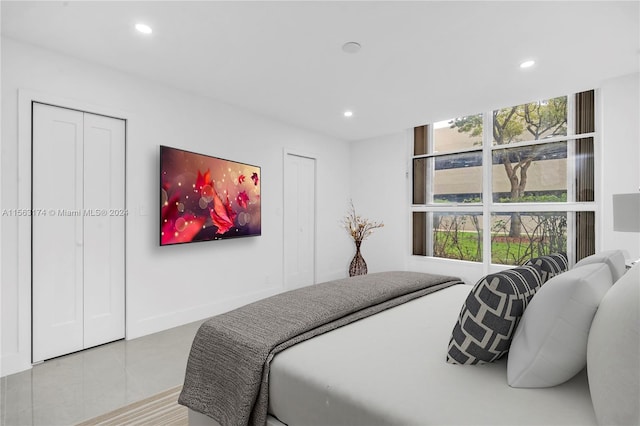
[342,201,384,242]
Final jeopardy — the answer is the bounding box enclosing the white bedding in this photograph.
[268,284,597,425]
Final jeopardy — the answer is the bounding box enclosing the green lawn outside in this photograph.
[434,230,565,265]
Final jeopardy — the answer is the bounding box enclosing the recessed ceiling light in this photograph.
[342,42,361,54]
[344,111,354,118]
[520,60,535,69]
[135,23,153,34]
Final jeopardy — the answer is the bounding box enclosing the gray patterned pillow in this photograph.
[447,265,543,365]
[523,252,568,283]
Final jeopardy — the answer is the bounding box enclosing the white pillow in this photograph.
[574,249,626,282]
[587,264,639,426]
[507,263,613,388]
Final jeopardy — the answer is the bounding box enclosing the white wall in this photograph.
[1,38,352,376]
[351,72,640,284]
[599,73,640,260]
[348,131,410,273]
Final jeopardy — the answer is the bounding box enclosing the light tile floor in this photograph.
[0,319,205,426]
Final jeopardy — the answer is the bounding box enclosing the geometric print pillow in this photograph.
[447,265,544,365]
[523,252,568,284]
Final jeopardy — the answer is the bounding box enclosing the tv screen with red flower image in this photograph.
[160,145,261,246]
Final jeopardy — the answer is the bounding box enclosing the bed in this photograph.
[181,251,639,426]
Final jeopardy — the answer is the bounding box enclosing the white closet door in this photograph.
[82,113,125,348]
[284,153,316,289]
[32,103,85,362]
[32,104,125,363]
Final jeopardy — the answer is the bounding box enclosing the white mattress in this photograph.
[268,284,597,425]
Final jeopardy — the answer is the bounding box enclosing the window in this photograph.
[412,91,596,266]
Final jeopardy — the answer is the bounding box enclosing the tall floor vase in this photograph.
[349,240,368,277]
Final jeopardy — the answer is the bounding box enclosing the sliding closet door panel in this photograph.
[82,113,125,348]
[32,103,85,362]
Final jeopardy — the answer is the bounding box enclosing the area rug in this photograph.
[76,385,187,426]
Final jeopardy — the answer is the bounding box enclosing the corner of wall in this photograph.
[599,72,640,259]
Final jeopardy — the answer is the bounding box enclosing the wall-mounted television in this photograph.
[160,145,261,246]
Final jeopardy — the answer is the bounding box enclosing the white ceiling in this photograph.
[2,1,639,141]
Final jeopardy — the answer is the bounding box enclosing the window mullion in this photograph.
[566,93,576,202]
[486,133,595,150]
[566,93,577,264]
[482,110,493,273]
[426,124,434,255]
[427,124,435,204]
[491,202,596,213]
[414,146,484,159]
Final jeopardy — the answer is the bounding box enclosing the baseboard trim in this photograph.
[126,286,283,339]
[1,353,33,377]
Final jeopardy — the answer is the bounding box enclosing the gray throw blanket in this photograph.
[178,271,462,426]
